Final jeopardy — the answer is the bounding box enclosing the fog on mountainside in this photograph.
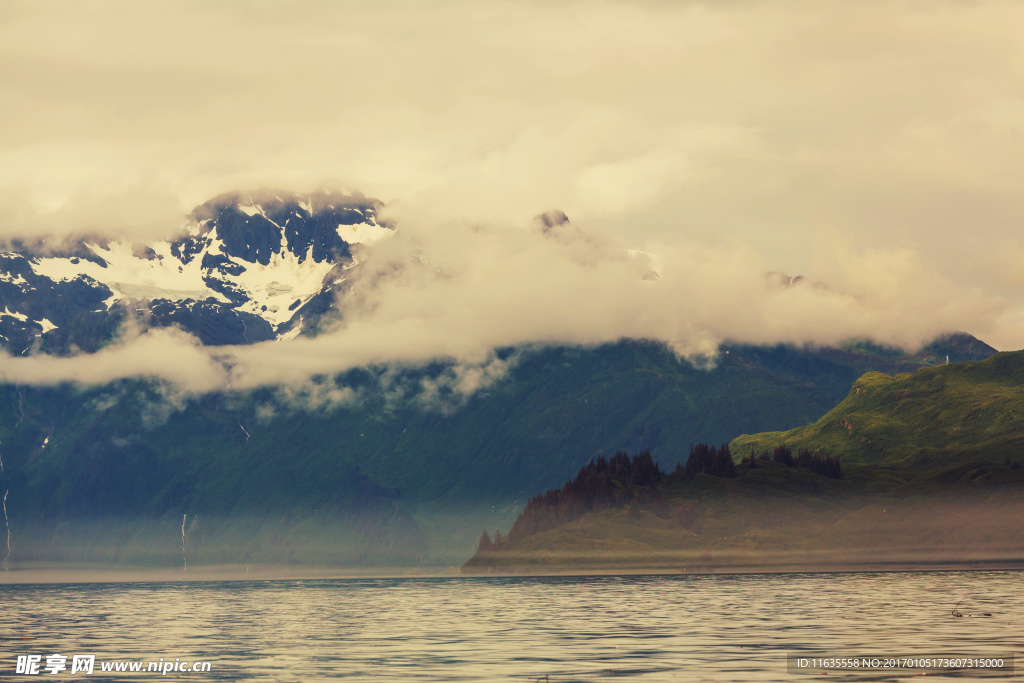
[0,192,1006,398]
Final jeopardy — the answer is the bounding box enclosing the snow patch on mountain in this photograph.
[232,246,342,326]
[1,307,28,322]
[337,222,393,246]
[1,307,57,335]
[31,241,229,307]
[0,272,28,286]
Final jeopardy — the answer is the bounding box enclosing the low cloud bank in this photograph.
[0,327,227,394]
[0,218,1005,397]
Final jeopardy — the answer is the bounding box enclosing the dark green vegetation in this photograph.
[500,450,667,542]
[0,334,997,568]
[739,445,844,478]
[465,349,1024,573]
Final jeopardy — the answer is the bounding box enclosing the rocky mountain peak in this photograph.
[0,191,394,354]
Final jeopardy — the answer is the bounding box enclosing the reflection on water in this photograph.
[1,571,1020,681]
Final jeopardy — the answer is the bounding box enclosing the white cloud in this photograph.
[0,327,227,393]
[1,218,1004,393]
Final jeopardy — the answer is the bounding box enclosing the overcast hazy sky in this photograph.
[1,0,1023,390]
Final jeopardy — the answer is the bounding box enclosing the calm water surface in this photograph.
[1,571,1020,681]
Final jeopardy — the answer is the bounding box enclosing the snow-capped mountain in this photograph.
[0,191,393,354]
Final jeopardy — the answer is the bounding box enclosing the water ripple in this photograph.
[0,571,1020,681]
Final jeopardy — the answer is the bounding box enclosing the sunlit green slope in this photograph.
[730,350,1024,466]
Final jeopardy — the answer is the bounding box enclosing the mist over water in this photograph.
[1,571,1020,681]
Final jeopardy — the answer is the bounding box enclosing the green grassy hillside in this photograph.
[730,350,1024,466]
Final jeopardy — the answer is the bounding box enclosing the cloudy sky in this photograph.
[1,0,1023,390]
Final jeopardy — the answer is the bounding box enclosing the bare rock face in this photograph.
[533,209,570,232]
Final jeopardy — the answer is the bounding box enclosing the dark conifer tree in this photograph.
[713,443,736,477]
[683,443,735,477]
[772,444,794,467]
[507,449,667,542]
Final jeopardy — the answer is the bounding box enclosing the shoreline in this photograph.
[0,563,462,585]
[2,558,1023,585]
[459,558,1024,577]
